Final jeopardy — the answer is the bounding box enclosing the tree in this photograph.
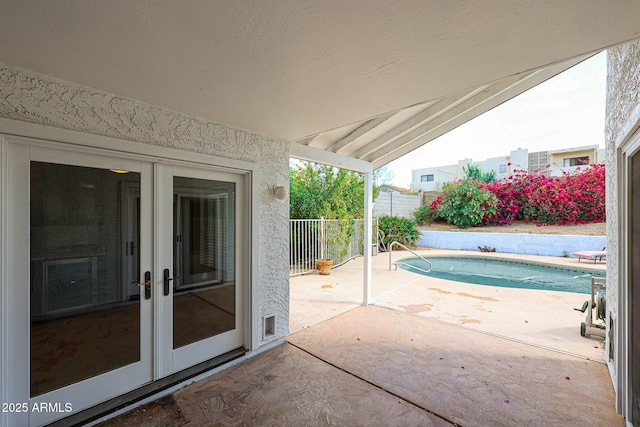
[463,164,497,183]
[289,162,365,219]
[373,165,394,189]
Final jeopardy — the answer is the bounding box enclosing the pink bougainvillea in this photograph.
[430,164,606,226]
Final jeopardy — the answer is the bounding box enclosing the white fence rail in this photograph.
[290,218,377,276]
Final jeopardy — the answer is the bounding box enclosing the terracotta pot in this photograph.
[316,259,333,275]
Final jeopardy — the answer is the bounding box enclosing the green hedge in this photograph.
[431,179,498,228]
[378,216,419,246]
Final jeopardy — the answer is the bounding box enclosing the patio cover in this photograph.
[0,2,638,303]
[1,2,639,160]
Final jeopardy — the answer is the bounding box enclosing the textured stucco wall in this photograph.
[606,40,640,401]
[0,64,290,347]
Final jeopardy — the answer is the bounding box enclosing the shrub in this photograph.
[526,164,605,225]
[430,179,498,228]
[482,164,606,225]
[482,169,546,225]
[429,165,605,227]
[378,216,420,246]
[413,203,434,225]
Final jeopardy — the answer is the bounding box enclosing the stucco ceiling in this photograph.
[0,2,639,159]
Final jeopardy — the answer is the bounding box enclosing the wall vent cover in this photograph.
[263,315,276,339]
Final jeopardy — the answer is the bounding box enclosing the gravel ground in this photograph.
[418,220,606,236]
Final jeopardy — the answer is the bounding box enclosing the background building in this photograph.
[412,145,604,191]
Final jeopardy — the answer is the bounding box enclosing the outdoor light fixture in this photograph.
[272,185,287,200]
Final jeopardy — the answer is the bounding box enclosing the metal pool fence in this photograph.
[289,218,378,276]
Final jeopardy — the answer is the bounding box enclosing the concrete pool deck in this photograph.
[290,249,607,361]
[100,248,619,426]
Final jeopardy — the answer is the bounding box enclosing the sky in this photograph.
[386,52,607,188]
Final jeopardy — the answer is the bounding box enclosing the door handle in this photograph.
[163,269,180,296]
[135,271,151,300]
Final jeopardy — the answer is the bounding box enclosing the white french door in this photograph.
[155,163,244,376]
[5,139,245,426]
[6,143,154,426]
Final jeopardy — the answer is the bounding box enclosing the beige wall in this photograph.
[548,148,598,166]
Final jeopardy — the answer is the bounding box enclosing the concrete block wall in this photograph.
[374,192,420,218]
[419,231,606,258]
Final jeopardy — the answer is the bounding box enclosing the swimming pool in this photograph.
[397,256,604,294]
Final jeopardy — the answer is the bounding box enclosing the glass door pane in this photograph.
[172,176,236,349]
[30,162,142,396]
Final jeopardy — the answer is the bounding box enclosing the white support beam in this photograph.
[370,53,594,168]
[369,86,526,168]
[290,141,372,173]
[363,169,373,306]
[294,135,315,146]
[329,113,394,154]
[351,87,487,159]
[363,72,535,162]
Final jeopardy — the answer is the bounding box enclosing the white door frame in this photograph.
[0,126,258,426]
[618,126,640,425]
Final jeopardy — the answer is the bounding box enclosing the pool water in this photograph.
[398,256,604,294]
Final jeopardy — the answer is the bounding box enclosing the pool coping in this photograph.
[396,253,606,275]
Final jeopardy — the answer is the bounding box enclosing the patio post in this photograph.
[289,142,374,304]
[363,169,373,305]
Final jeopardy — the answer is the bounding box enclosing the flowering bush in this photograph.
[430,164,605,226]
[430,179,498,228]
[517,164,606,225]
[482,169,549,225]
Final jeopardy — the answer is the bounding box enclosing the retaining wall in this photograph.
[373,192,420,218]
[419,231,606,258]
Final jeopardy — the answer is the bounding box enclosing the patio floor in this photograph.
[99,249,620,426]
